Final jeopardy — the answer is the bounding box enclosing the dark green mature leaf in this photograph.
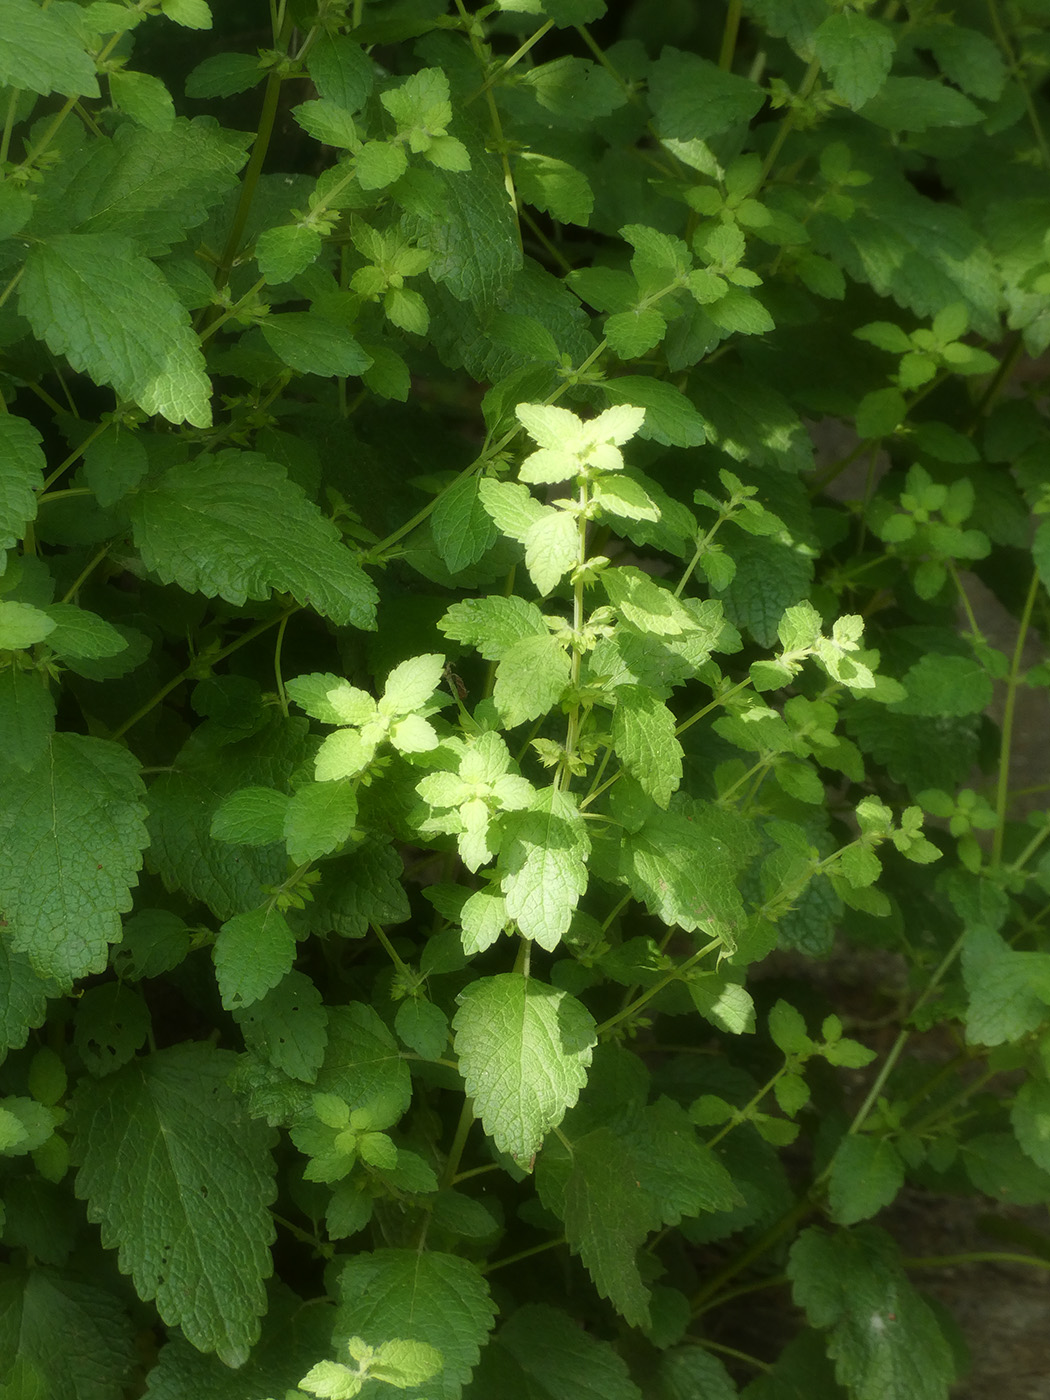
[0,666,54,772]
[612,684,682,807]
[0,1264,135,1400]
[0,943,54,1062]
[129,451,377,628]
[658,1347,738,1400]
[454,975,595,1161]
[334,1251,496,1400]
[314,1003,412,1118]
[307,32,374,111]
[19,235,212,426]
[0,735,147,985]
[1011,1077,1050,1175]
[0,414,44,561]
[859,77,984,132]
[466,1303,642,1400]
[234,971,328,1083]
[143,1283,333,1400]
[649,49,765,140]
[0,0,99,96]
[71,1044,276,1367]
[961,928,1050,1045]
[214,906,297,1009]
[432,475,499,572]
[34,119,247,255]
[260,313,372,377]
[827,1134,905,1225]
[147,715,312,922]
[893,654,993,716]
[813,11,894,109]
[788,1226,955,1400]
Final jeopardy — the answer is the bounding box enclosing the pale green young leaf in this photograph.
[593,476,659,523]
[161,0,211,26]
[431,475,499,572]
[0,668,55,773]
[0,415,44,561]
[384,286,429,335]
[454,974,595,1160]
[355,140,408,190]
[603,566,699,635]
[298,1358,359,1399]
[813,11,894,109]
[334,1252,495,1400]
[234,972,328,1083]
[623,223,691,297]
[688,976,755,1034]
[71,1043,274,1366]
[0,1267,136,1400]
[516,401,580,450]
[211,788,289,847]
[0,735,146,985]
[612,685,682,807]
[0,600,54,649]
[493,633,571,728]
[306,32,374,111]
[109,69,175,129]
[827,1135,905,1225]
[381,652,445,714]
[129,451,377,629]
[500,786,589,949]
[285,673,357,724]
[214,906,297,1010]
[370,1338,444,1387]
[314,729,375,782]
[460,888,509,954]
[524,510,578,595]
[390,713,439,753]
[0,0,100,96]
[440,593,547,658]
[477,476,548,543]
[788,1226,955,1400]
[19,235,211,427]
[256,224,324,284]
[648,50,764,139]
[284,782,359,865]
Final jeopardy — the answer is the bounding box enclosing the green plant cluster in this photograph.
[2,0,1050,1396]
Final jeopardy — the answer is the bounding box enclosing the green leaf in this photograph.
[813,11,894,109]
[658,1348,739,1400]
[19,235,211,427]
[0,0,99,96]
[454,974,596,1161]
[284,781,359,865]
[524,509,578,596]
[493,632,572,728]
[514,153,593,226]
[0,942,54,1061]
[161,0,211,27]
[334,1252,495,1400]
[40,603,127,663]
[522,56,624,121]
[306,33,374,112]
[788,1226,955,1400]
[71,1043,276,1366]
[440,594,547,658]
[313,1003,411,1119]
[382,652,445,713]
[185,51,263,98]
[649,49,765,139]
[83,429,149,508]
[469,1303,642,1400]
[74,982,151,1077]
[0,735,147,985]
[605,307,667,358]
[893,654,994,717]
[1011,1077,1050,1175]
[256,224,324,284]
[601,377,707,448]
[962,928,1050,1045]
[612,685,682,808]
[0,600,54,649]
[234,971,328,1083]
[859,77,984,132]
[0,1266,135,1400]
[214,906,297,1010]
[500,786,589,950]
[394,998,449,1060]
[293,98,358,149]
[129,450,377,629]
[260,313,371,378]
[432,475,499,572]
[0,414,44,559]
[918,23,1006,101]
[211,786,289,847]
[856,387,905,440]
[603,566,699,635]
[109,69,175,129]
[827,1135,905,1225]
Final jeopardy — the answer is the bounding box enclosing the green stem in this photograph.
[467,19,554,104]
[596,938,722,1037]
[441,1097,476,1189]
[0,86,20,166]
[904,1250,1050,1274]
[60,544,111,603]
[371,921,408,972]
[993,570,1039,864]
[273,612,289,718]
[694,1338,771,1373]
[759,58,821,187]
[719,0,744,70]
[481,1235,566,1276]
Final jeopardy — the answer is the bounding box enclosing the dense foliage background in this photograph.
[2,0,1050,1396]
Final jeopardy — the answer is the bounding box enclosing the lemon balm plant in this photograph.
[2,0,1050,1396]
